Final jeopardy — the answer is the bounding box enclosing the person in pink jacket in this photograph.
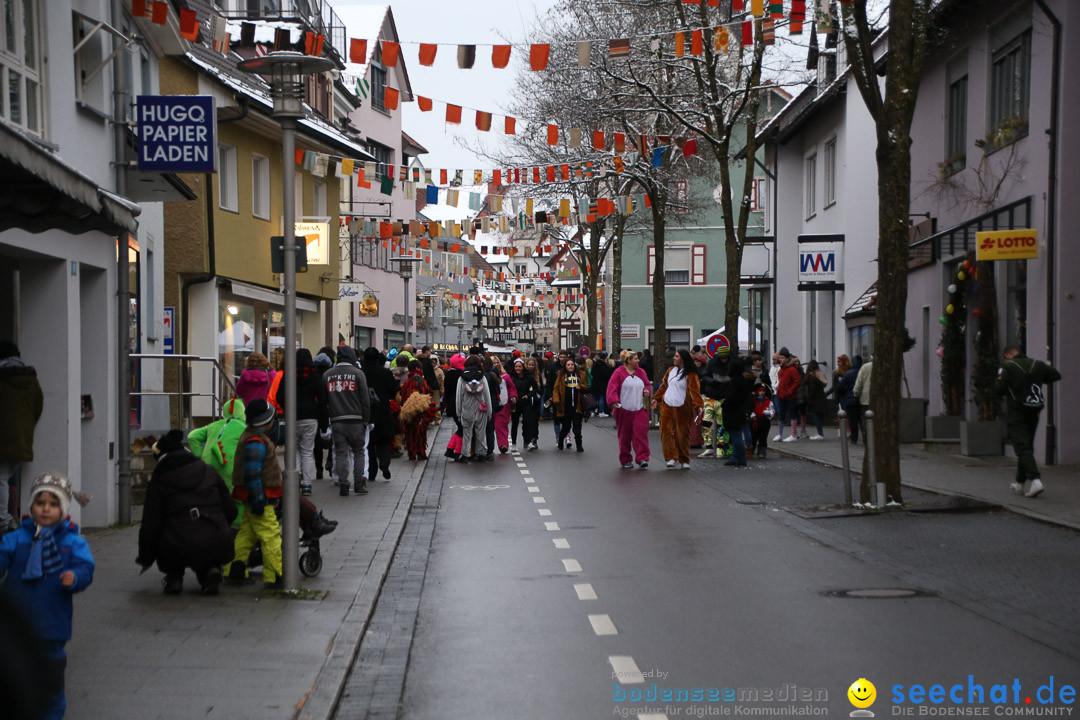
[493,356,518,453]
[606,352,652,469]
[235,352,276,407]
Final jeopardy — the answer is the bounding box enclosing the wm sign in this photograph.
[798,250,839,281]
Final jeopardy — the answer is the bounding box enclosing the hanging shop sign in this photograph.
[295,220,330,265]
[976,229,1038,261]
[136,95,216,172]
[797,234,844,284]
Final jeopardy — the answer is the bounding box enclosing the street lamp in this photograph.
[389,255,421,347]
[238,50,333,591]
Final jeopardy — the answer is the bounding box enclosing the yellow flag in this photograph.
[526,198,534,216]
[752,0,764,16]
[559,198,570,217]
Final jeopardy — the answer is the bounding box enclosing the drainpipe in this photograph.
[112,0,131,524]
[1032,0,1059,464]
[752,141,779,355]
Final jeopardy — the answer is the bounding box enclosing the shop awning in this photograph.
[0,121,140,236]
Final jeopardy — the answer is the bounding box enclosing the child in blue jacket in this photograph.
[0,471,94,719]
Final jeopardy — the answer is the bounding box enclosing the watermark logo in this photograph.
[849,678,878,717]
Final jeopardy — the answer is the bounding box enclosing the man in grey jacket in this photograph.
[320,346,371,497]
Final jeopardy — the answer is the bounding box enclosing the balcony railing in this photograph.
[215,0,346,61]
[909,196,1032,264]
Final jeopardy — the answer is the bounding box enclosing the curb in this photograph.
[296,422,449,720]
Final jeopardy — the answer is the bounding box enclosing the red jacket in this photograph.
[776,365,801,400]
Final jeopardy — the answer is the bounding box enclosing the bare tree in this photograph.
[840,0,932,504]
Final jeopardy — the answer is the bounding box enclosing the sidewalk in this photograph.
[66,426,443,720]
[771,430,1080,530]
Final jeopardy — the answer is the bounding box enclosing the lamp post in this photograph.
[238,51,332,591]
[389,256,421,347]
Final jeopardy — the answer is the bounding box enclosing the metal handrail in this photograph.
[129,353,239,430]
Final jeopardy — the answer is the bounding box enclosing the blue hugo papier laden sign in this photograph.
[136,95,217,172]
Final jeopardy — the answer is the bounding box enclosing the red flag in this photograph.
[614,133,626,153]
[691,29,704,55]
[493,169,502,186]
[383,87,399,111]
[547,124,559,145]
[530,44,550,71]
[492,45,512,68]
[560,164,570,180]
[418,43,437,66]
[546,166,556,182]
[682,139,698,157]
[132,0,148,17]
[741,21,753,46]
[295,149,305,165]
[476,111,492,131]
[179,8,199,41]
[417,96,432,112]
[533,167,541,183]
[505,116,516,135]
[382,41,400,67]
[151,1,167,25]
[733,0,744,9]
[350,38,367,64]
[593,131,605,151]
[446,104,462,124]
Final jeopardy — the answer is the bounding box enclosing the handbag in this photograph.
[580,393,598,412]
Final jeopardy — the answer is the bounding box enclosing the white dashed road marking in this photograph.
[561,559,582,572]
[519,469,531,475]
[544,522,560,531]
[528,486,539,493]
[552,538,570,549]
[608,656,644,684]
[524,477,535,483]
[588,614,618,635]
[574,583,597,600]
[532,497,545,503]
[538,509,552,516]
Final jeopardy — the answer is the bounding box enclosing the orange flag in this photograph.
[179,8,199,41]
[593,131,605,151]
[505,116,516,135]
[446,104,462,124]
[418,43,437,66]
[530,44,550,70]
[492,45,512,68]
[547,124,559,145]
[382,41,400,68]
[417,96,432,112]
[614,133,626,153]
[691,29,704,55]
[383,87,399,110]
[350,38,367,64]
[476,111,492,131]
[675,32,685,57]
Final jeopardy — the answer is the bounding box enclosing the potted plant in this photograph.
[930,266,967,440]
[899,329,925,442]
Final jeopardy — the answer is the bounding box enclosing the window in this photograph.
[371,65,387,113]
[370,142,392,179]
[945,53,968,173]
[646,245,706,285]
[444,252,464,277]
[988,26,1031,148]
[304,70,331,118]
[749,176,767,212]
[805,153,817,219]
[0,0,42,134]
[218,143,238,212]
[647,328,692,351]
[252,155,270,220]
[823,139,837,208]
[313,180,327,217]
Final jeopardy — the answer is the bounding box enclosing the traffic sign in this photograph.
[579,346,591,358]
[705,333,729,358]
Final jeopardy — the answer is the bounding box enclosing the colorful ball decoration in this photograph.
[972,308,981,318]
[936,346,945,358]
[939,316,947,324]
[957,271,966,281]
[947,284,957,294]
[946,304,955,314]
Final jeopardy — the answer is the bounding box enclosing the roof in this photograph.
[401,130,429,155]
[184,45,373,161]
[844,282,877,318]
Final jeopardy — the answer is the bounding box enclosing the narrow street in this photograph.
[335,420,1080,719]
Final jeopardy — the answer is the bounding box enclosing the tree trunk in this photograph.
[650,197,668,379]
[612,228,623,353]
[864,140,912,505]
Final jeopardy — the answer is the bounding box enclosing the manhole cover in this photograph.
[825,588,934,599]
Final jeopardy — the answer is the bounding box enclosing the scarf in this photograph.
[23,525,63,581]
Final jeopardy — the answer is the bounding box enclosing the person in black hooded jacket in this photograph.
[362,347,399,481]
[137,430,237,595]
[722,358,753,468]
[274,348,328,495]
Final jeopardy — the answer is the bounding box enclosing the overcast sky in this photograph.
[335,0,562,172]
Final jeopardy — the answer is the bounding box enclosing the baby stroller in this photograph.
[247,498,336,578]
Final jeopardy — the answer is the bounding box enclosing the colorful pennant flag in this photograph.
[418,43,437,66]
[458,45,476,69]
[151,1,167,25]
[417,95,432,111]
[492,44,511,68]
[577,41,592,67]
[382,41,400,67]
[547,124,559,145]
[476,111,492,131]
[505,116,516,135]
[609,38,630,58]
[179,8,199,40]
[446,104,462,124]
[530,44,550,71]
[383,87,399,110]
[350,38,367,64]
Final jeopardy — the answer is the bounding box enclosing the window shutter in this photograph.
[647,245,655,286]
[692,245,706,285]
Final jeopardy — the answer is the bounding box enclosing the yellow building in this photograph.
[161,37,371,418]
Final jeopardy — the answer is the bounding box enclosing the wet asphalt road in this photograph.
[389,418,1080,719]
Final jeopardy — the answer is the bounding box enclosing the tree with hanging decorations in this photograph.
[839,0,933,503]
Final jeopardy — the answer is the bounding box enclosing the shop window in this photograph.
[218,300,254,384]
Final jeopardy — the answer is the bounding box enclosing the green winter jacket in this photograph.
[187,398,247,524]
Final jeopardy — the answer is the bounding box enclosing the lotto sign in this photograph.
[976,229,1038,261]
[136,96,216,172]
[705,333,729,359]
[579,346,591,358]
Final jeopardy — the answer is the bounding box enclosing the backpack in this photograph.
[1006,358,1045,410]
